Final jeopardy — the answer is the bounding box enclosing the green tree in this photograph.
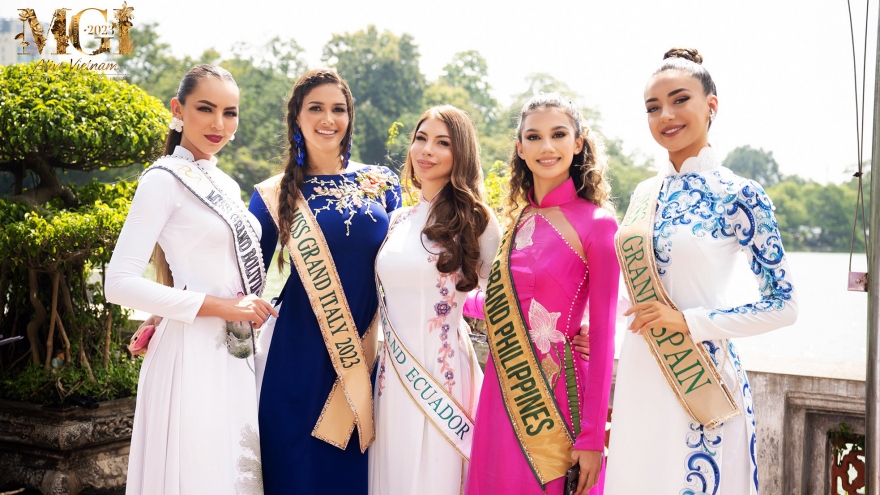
[722,145,783,187]
[115,23,223,104]
[439,50,500,131]
[0,62,169,207]
[606,139,655,215]
[219,37,308,192]
[323,26,425,167]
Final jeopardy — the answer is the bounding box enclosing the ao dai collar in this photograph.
[528,177,577,208]
[665,146,720,176]
[171,145,218,169]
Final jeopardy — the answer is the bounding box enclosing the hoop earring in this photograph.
[293,124,306,167]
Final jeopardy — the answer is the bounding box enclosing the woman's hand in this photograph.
[571,324,590,361]
[623,301,688,336]
[200,294,279,328]
[140,314,163,329]
[571,449,602,495]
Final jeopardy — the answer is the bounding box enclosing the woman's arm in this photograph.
[462,210,502,320]
[106,171,277,326]
[573,212,619,453]
[105,171,207,322]
[683,180,798,342]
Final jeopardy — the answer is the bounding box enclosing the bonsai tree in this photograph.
[0,62,167,207]
[0,62,169,405]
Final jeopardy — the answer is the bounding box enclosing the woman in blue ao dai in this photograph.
[603,48,798,495]
[249,69,401,495]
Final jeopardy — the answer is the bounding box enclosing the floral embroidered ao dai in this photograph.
[465,178,619,495]
[249,164,400,495]
[368,193,501,495]
[606,147,798,495]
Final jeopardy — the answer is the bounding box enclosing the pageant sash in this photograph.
[255,175,378,452]
[484,216,574,486]
[615,175,740,429]
[377,295,478,460]
[145,158,266,297]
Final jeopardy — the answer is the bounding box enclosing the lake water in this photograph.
[722,251,870,380]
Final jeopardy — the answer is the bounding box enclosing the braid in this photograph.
[274,68,354,272]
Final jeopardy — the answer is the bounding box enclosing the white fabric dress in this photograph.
[106,146,263,495]
[606,147,798,495]
[368,196,501,495]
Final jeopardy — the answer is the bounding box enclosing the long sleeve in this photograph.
[478,212,502,291]
[573,211,619,452]
[249,190,278,272]
[684,180,799,342]
[459,211,501,319]
[105,170,206,323]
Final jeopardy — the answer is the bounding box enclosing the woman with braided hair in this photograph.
[602,48,798,494]
[248,68,401,494]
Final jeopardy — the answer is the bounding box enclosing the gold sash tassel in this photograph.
[615,175,740,429]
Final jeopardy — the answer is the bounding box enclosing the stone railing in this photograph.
[746,358,867,494]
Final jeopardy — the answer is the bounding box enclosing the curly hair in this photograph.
[504,93,614,226]
[275,68,355,271]
[153,64,237,287]
[402,106,490,292]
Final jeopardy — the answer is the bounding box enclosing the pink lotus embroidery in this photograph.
[528,299,564,354]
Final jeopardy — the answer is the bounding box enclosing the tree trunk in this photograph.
[44,272,60,370]
[54,309,72,366]
[26,269,46,365]
[103,308,112,368]
[12,157,79,208]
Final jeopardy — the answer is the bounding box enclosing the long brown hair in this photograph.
[402,105,490,292]
[275,69,355,272]
[153,64,237,286]
[505,92,613,225]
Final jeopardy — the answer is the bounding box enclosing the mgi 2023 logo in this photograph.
[15,2,134,71]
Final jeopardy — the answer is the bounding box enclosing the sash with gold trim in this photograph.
[484,214,575,486]
[145,157,266,298]
[373,211,480,460]
[255,175,378,452]
[615,174,740,429]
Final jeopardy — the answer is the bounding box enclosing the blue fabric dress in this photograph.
[249,164,400,495]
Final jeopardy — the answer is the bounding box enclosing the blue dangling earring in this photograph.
[293,124,305,167]
[343,136,352,168]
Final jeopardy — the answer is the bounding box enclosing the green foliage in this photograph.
[323,26,425,166]
[1,181,135,269]
[483,160,509,216]
[606,139,654,216]
[439,51,500,132]
[0,180,141,405]
[0,62,168,169]
[722,145,783,187]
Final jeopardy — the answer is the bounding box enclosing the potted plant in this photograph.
[0,62,168,495]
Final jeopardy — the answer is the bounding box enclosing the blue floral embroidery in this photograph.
[680,421,722,495]
[729,341,760,492]
[652,168,793,319]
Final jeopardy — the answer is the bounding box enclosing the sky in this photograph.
[7,0,880,183]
